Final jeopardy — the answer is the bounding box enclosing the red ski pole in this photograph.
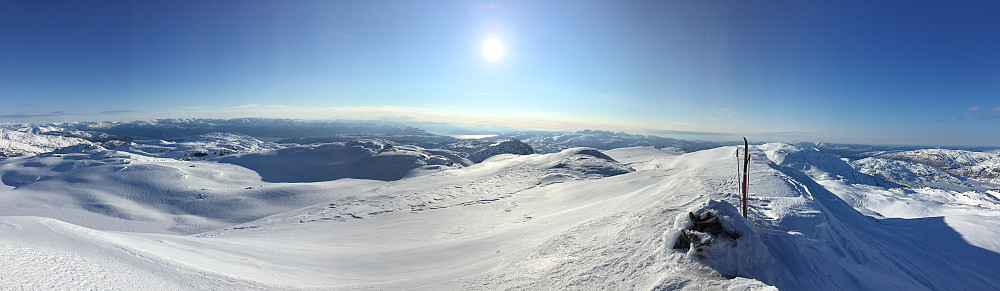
[742,137,749,218]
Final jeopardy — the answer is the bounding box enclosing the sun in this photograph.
[482,37,505,61]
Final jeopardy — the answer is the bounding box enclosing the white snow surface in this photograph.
[2,141,1000,290]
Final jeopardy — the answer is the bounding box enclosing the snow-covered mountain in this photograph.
[850,157,968,187]
[6,119,723,166]
[877,148,992,169]
[953,158,1000,185]
[759,142,900,187]
[498,129,719,154]
[467,138,535,163]
[860,149,1000,185]
[0,128,94,157]
[118,132,277,160]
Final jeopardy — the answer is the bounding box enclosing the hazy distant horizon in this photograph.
[4,115,999,149]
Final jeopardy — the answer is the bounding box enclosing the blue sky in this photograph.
[1,0,999,146]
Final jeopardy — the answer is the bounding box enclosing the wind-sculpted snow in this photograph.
[657,147,1000,290]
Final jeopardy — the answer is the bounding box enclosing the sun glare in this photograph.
[482,37,505,61]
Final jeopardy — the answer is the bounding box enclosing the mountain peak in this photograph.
[468,138,535,163]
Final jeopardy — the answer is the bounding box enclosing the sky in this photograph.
[1,0,999,146]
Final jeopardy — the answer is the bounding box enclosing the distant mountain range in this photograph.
[3,118,999,188]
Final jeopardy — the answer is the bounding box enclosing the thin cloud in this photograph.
[0,110,141,120]
[951,107,999,121]
[0,112,73,119]
[969,107,994,120]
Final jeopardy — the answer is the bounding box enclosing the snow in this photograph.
[466,138,535,163]
[851,156,967,187]
[0,128,94,157]
[872,148,1000,184]
[2,125,1000,290]
[0,142,387,234]
[118,132,277,159]
[220,140,469,182]
[500,129,714,154]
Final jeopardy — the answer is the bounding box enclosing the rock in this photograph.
[673,210,740,251]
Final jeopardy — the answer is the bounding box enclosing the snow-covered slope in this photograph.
[212,147,631,228]
[4,142,1000,290]
[0,142,387,234]
[466,138,535,163]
